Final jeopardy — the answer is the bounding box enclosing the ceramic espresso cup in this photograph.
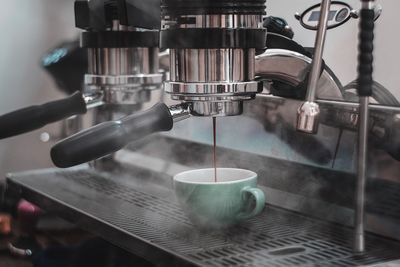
[173,168,265,228]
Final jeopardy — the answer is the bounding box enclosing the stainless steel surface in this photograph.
[158,50,170,73]
[85,20,161,106]
[355,96,370,253]
[88,47,159,76]
[7,167,400,267]
[166,48,258,116]
[255,49,343,100]
[296,0,331,133]
[86,46,162,105]
[162,14,262,29]
[169,48,255,83]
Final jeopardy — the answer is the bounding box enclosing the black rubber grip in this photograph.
[51,103,173,168]
[80,31,159,48]
[0,92,87,139]
[160,28,266,49]
[161,0,266,16]
[357,9,375,97]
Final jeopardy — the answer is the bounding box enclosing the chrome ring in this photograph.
[101,87,151,105]
[170,95,254,102]
[189,101,243,116]
[164,81,261,95]
[85,74,163,87]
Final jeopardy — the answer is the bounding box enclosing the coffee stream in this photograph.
[213,117,217,182]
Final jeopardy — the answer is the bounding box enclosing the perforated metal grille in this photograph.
[10,170,400,267]
[42,169,400,267]
[367,182,400,221]
[62,170,191,225]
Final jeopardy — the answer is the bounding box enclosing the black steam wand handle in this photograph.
[354,1,375,254]
[51,103,173,168]
[0,91,87,140]
[357,8,375,97]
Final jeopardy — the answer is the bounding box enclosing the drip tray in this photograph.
[6,167,400,267]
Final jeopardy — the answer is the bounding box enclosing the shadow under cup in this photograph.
[173,168,265,229]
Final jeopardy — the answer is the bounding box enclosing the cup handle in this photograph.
[236,187,265,220]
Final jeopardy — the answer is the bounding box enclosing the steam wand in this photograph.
[296,0,331,134]
[354,0,375,253]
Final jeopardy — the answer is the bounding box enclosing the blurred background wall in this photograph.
[0,0,78,179]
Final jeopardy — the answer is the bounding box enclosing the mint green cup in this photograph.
[173,168,265,228]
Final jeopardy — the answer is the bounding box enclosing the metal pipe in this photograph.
[306,0,331,102]
[296,0,331,134]
[317,99,400,112]
[258,94,400,113]
[355,96,369,253]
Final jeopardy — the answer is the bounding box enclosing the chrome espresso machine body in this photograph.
[49,0,268,167]
[5,0,400,266]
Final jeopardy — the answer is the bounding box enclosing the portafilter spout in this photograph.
[296,0,331,134]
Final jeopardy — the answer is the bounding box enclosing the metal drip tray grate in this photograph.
[6,168,400,267]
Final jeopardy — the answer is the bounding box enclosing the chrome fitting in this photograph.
[169,103,191,122]
[297,101,320,134]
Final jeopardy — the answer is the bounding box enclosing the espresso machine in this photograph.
[5,0,400,266]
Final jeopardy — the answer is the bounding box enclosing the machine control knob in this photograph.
[263,16,294,39]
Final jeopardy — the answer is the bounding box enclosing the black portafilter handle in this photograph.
[51,103,173,168]
[0,91,87,140]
